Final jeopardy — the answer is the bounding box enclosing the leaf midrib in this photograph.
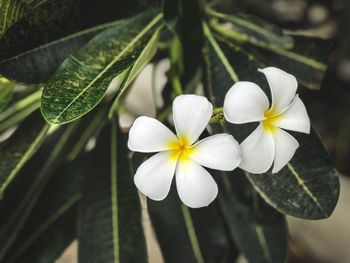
[111,120,119,263]
[207,8,286,40]
[287,163,327,216]
[203,22,239,82]
[47,13,163,123]
[210,21,326,70]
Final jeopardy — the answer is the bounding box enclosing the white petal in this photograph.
[154,59,170,108]
[124,64,156,118]
[259,67,297,113]
[118,111,135,131]
[128,116,178,152]
[173,95,213,144]
[274,96,310,134]
[191,134,241,171]
[175,160,218,208]
[239,124,275,173]
[223,81,269,124]
[272,128,299,173]
[134,151,176,200]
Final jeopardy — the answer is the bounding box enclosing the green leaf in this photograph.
[0,89,41,131]
[206,8,293,49]
[2,154,88,263]
[0,121,82,261]
[78,120,147,263]
[203,25,339,219]
[244,36,331,90]
[41,10,163,124]
[165,0,204,85]
[0,0,30,37]
[217,172,288,263]
[189,201,239,262]
[204,30,288,261]
[209,18,330,89]
[109,27,161,118]
[146,175,235,262]
[0,111,49,195]
[128,152,199,263]
[247,129,340,219]
[0,0,144,83]
[0,77,14,112]
[9,207,77,263]
[147,188,202,263]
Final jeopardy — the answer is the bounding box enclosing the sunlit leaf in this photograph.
[41,10,163,124]
[109,27,161,117]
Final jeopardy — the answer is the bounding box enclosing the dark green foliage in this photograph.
[0,1,340,263]
[148,188,199,263]
[0,111,49,195]
[244,36,331,90]
[217,172,288,263]
[247,129,339,219]
[164,0,204,85]
[78,121,147,263]
[0,0,143,83]
[0,80,13,112]
[2,155,87,263]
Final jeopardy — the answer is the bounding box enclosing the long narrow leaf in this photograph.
[209,19,330,89]
[0,111,49,195]
[0,0,143,83]
[78,120,147,263]
[0,122,81,260]
[41,10,163,124]
[2,154,89,263]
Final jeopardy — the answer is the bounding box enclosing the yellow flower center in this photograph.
[168,136,195,163]
[262,107,281,133]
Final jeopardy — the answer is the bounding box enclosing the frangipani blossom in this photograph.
[223,67,310,174]
[118,59,170,129]
[128,95,241,208]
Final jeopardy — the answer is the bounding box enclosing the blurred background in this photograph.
[56,0,350,262]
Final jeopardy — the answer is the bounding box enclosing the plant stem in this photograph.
[210,107,225,123]
[181,204,204,263]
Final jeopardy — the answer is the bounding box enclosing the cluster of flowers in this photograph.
[127,67,310,208]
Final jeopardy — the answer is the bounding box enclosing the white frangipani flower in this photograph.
[118,59,170,129]
[223,67,310,174]
[128,95,241,208]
